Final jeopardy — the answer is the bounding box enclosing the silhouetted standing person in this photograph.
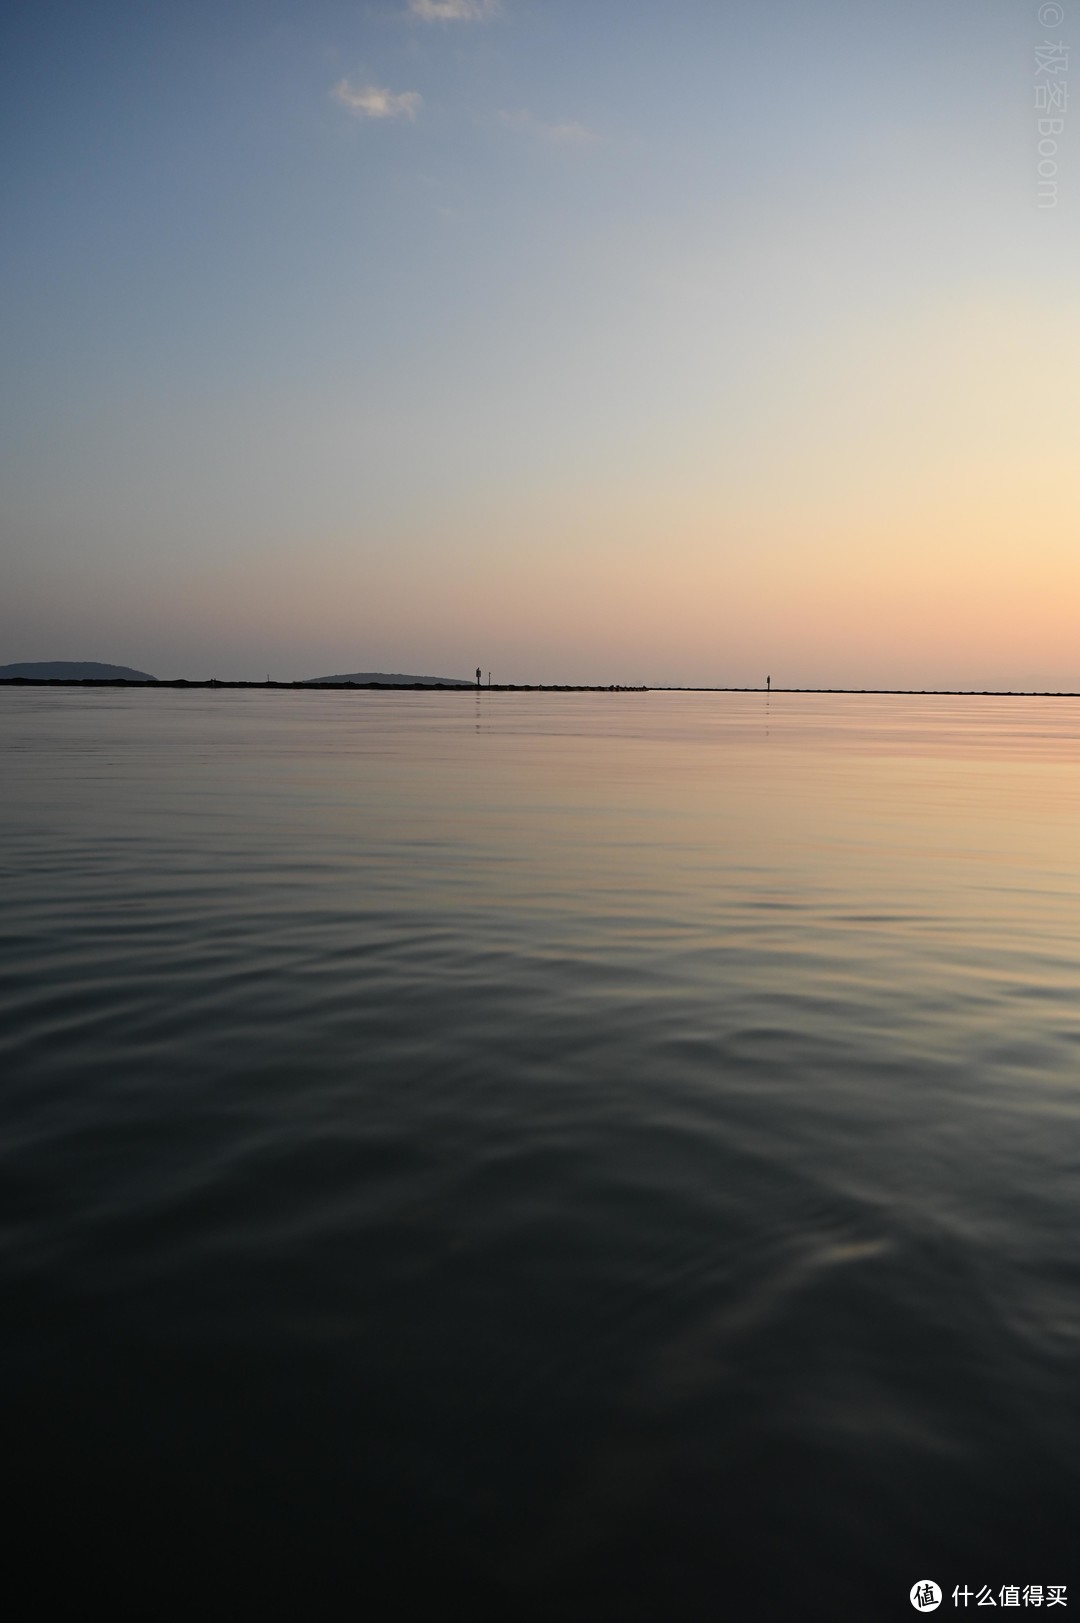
[766,674,771,692]
[476,666,482,690]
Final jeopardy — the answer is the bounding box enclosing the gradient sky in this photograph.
[1,0,1076,685]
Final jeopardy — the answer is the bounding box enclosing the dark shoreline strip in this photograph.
[1,680,1077,697]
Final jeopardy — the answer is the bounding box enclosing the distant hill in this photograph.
[0,661,156,681]
[303,670,473,687]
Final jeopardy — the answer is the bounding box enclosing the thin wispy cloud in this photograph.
[408,0,500,21]
[496,109,598,146]
[332,79,422,121]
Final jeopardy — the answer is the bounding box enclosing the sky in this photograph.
[1,0,1076,686]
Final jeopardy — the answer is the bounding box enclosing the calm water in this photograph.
[2,689,1079,1617]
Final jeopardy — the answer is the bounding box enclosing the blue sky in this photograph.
[2,1,1076,683]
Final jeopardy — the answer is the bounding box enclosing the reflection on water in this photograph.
[1,689,1079,1616]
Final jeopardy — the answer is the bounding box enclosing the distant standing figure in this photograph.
[766,674,771,692]
[476,666,482,690]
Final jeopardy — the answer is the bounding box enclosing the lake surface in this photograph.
[2,689,1078,1617]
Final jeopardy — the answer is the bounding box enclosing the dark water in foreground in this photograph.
[2,689,1079,1618]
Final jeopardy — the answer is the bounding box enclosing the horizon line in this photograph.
[2,679,1079,698]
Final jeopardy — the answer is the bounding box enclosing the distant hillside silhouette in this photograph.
[303,671,472,687]
[0,660,156,681]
